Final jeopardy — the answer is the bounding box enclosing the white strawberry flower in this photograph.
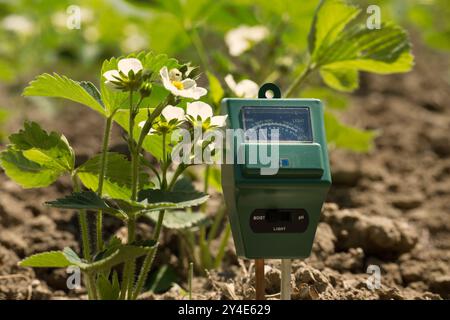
[186,101,227,127]
[103,58,143,87]
[138,105,185,136]
[225,25,269,57]
[225,74,259,98]
[2,15,34,36]
[161,105,185,121]
[160,67,207,99]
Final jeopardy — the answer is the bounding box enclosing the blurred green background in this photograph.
[0,0,449,149]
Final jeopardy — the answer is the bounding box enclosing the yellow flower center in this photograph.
[172,80,184,90]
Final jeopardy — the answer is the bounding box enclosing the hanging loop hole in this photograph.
[258,83,281,99]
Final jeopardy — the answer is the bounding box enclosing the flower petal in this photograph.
[224,25,268,57]
[160,66,179,94]
[162,105,185,121]
[225,75,258,98]
[190,87,208,100]
[186,101,213,120]
[210,115,228,127]
[224,74,237,92]
[118,58,143,75]
[103,70,120,82]
[235,79,259,98]
[181,78,196,89]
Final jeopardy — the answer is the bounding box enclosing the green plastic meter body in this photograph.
[221,91,331,259]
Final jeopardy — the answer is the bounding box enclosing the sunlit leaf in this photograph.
[138,189,209,211]
[0,148,61,188]
[113,107,169,160]
[76,152,151,200]
[23,73,105,116]
[146,210,208,230]
[207,72,224,105]
[309,0,414,92]
[8,122,74,172]
[319,67,358,92]
[324,111,377,152]
[0,122,74,188]
[19,247,82,268]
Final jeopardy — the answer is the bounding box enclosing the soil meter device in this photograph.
[221,83,332,260]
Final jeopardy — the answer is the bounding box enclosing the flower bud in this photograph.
[140,82,152,98]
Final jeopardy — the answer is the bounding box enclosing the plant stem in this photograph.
[120,262,131,300]
[207,205,225,245]
[284,64,314,98]
[161,133,167,190]
[71,174,95,299]
[131,246,157,300]
[86,272,97,300]
[188,262,193,300]
[127,217,136,243]
[167,165,186,191]
[95,115,114,252]
[136,100,168,150]
[203,165,210,193]
[125,97,169,300]
[131,162,189,298]
[152,210,165,242]
[124,90,139,300]
[71,174,91,261]
[213,222,231,268]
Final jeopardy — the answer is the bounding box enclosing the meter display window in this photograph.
[241,107,313,142]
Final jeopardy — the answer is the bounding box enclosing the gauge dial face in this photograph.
[241,107,313,142]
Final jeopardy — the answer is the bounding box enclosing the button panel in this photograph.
[249,209,309,233]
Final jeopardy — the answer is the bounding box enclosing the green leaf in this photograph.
[84,242,157,273]
[113,107,168,160]
[206,166,222,192]
[23,73,105,116]
[319,67,358,92]
[0,122,74,188]
[0,149,62,188]
[19,251,73,268]
[97,273,120,300]
[146,210,208,230]
[308,0,360,57]
[138,189,209,211]
[19,247,82,268]
[140,52,180,81]
[207,72,224,105]
[76,152,151,200]
[301,87,349,110]
[79,81,105,109]
[148,265,178,293]
[172,176,196,193]
[46,191,206,220]
[316,23,414,73]
[309,0,414,92]
[45,191,128,220]
[9,122,74,172]
[20,243,157,273]
[324,111,377,152]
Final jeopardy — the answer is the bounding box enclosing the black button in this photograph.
[265,209,278,222]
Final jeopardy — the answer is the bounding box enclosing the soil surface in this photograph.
[0,38,449,300]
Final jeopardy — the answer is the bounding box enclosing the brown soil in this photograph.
[0,38,449,300]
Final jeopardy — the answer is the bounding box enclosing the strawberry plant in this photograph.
[0,52,224,299]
